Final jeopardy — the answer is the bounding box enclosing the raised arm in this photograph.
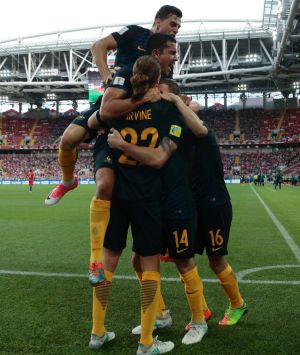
[91,34,118,86]
[160,92,208,137]
[108,128,178,169]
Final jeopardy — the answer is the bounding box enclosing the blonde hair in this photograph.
[130,56,161,101]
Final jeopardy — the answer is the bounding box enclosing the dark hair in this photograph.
[130,56,161,101]
[159,78,180,95]
[155,5,182,20]
[146,33,176,55]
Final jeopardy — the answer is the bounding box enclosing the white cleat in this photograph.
[182,322,208,345]
[132,310,172,335]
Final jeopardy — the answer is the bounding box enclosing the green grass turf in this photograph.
[0,184,299,354]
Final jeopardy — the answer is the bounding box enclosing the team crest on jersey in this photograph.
[104,155,113,164]
[76,114,85,121]
[113,76,125,86]
[169,125,182,138]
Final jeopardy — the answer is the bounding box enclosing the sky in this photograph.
[0,0,265,42]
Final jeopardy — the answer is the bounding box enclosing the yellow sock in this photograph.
[92,270,113,336]
[136,271,166,317]
[140,271,160,347]
[202,294,208,311]
[217,264,244,308]
[181,266,204,323]
[90,197,111,263]
[58,147,77,183]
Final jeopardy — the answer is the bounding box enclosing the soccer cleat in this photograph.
[88,332,115,350]
[218,302,248,326]
[132,310,172,336]
[45,176,78,206]
[89,261,106,286]
[185,308,212,331]
[182,322,208,345]
[136,336,174,354]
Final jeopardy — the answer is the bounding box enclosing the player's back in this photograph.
[111,99,183,201]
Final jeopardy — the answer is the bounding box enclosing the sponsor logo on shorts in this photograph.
[169,125,182,138]
[176,247,188,254]
[212,246,222,252]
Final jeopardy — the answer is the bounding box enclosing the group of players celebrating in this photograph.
[45,5,247,354]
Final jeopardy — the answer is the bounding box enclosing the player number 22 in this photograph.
[118,127,159,165]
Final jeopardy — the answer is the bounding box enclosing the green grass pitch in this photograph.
[0,184,299,354]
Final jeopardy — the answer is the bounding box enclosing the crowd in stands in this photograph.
[0,107,299,180]
[0,151,93,180]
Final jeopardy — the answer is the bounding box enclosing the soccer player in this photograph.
[27,169,34,192]
[188,109,247,327]
[45,5,182,206]
[160,80,247,327]
[274,172,283,189]
[107,76,209,345]
[87,33,177,285]
[89,55,185,354]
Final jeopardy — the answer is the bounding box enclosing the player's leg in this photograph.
[131,201,174,354]
[203,201,247,326]
[45,122,89,205]
[175,258,208,345]
[166,218,207,345]
[131,252,171,336]
[89,247,120,350]
[89,199,128,350]
[89,142,115,285]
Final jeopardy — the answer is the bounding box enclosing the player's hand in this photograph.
[107,128,125,149]
[160,91,178,103]
[180,94,192,106]
[142,87,161,103]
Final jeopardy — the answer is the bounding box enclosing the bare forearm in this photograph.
[91,40,111,83]
[100,98,145,121]
[174,98,207,137]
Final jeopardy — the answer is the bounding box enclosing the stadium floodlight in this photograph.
[292,81,300,89]
[46,93,56,100]
[88,67,99,72]
[0,69,11,77]
[237,84,247,91]
[190,58,209,67]
[0,95,9,102]
[40,68,59,76]
[245,54,259,62]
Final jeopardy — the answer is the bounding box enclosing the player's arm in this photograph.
[91,34,118,86]
[161,92,208,137]
[100,87,161,122]
[108,128,178,169]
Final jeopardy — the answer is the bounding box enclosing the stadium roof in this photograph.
[0,0,299,104]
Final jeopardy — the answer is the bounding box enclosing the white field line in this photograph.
[250,184,300,262]
[0,268,299,285]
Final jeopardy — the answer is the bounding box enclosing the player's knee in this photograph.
[95,175,114,200]
[175,258,195,274]
[60,125,87,150]
[208,256,227,274]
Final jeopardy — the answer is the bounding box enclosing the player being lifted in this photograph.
[44,5,182,206]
